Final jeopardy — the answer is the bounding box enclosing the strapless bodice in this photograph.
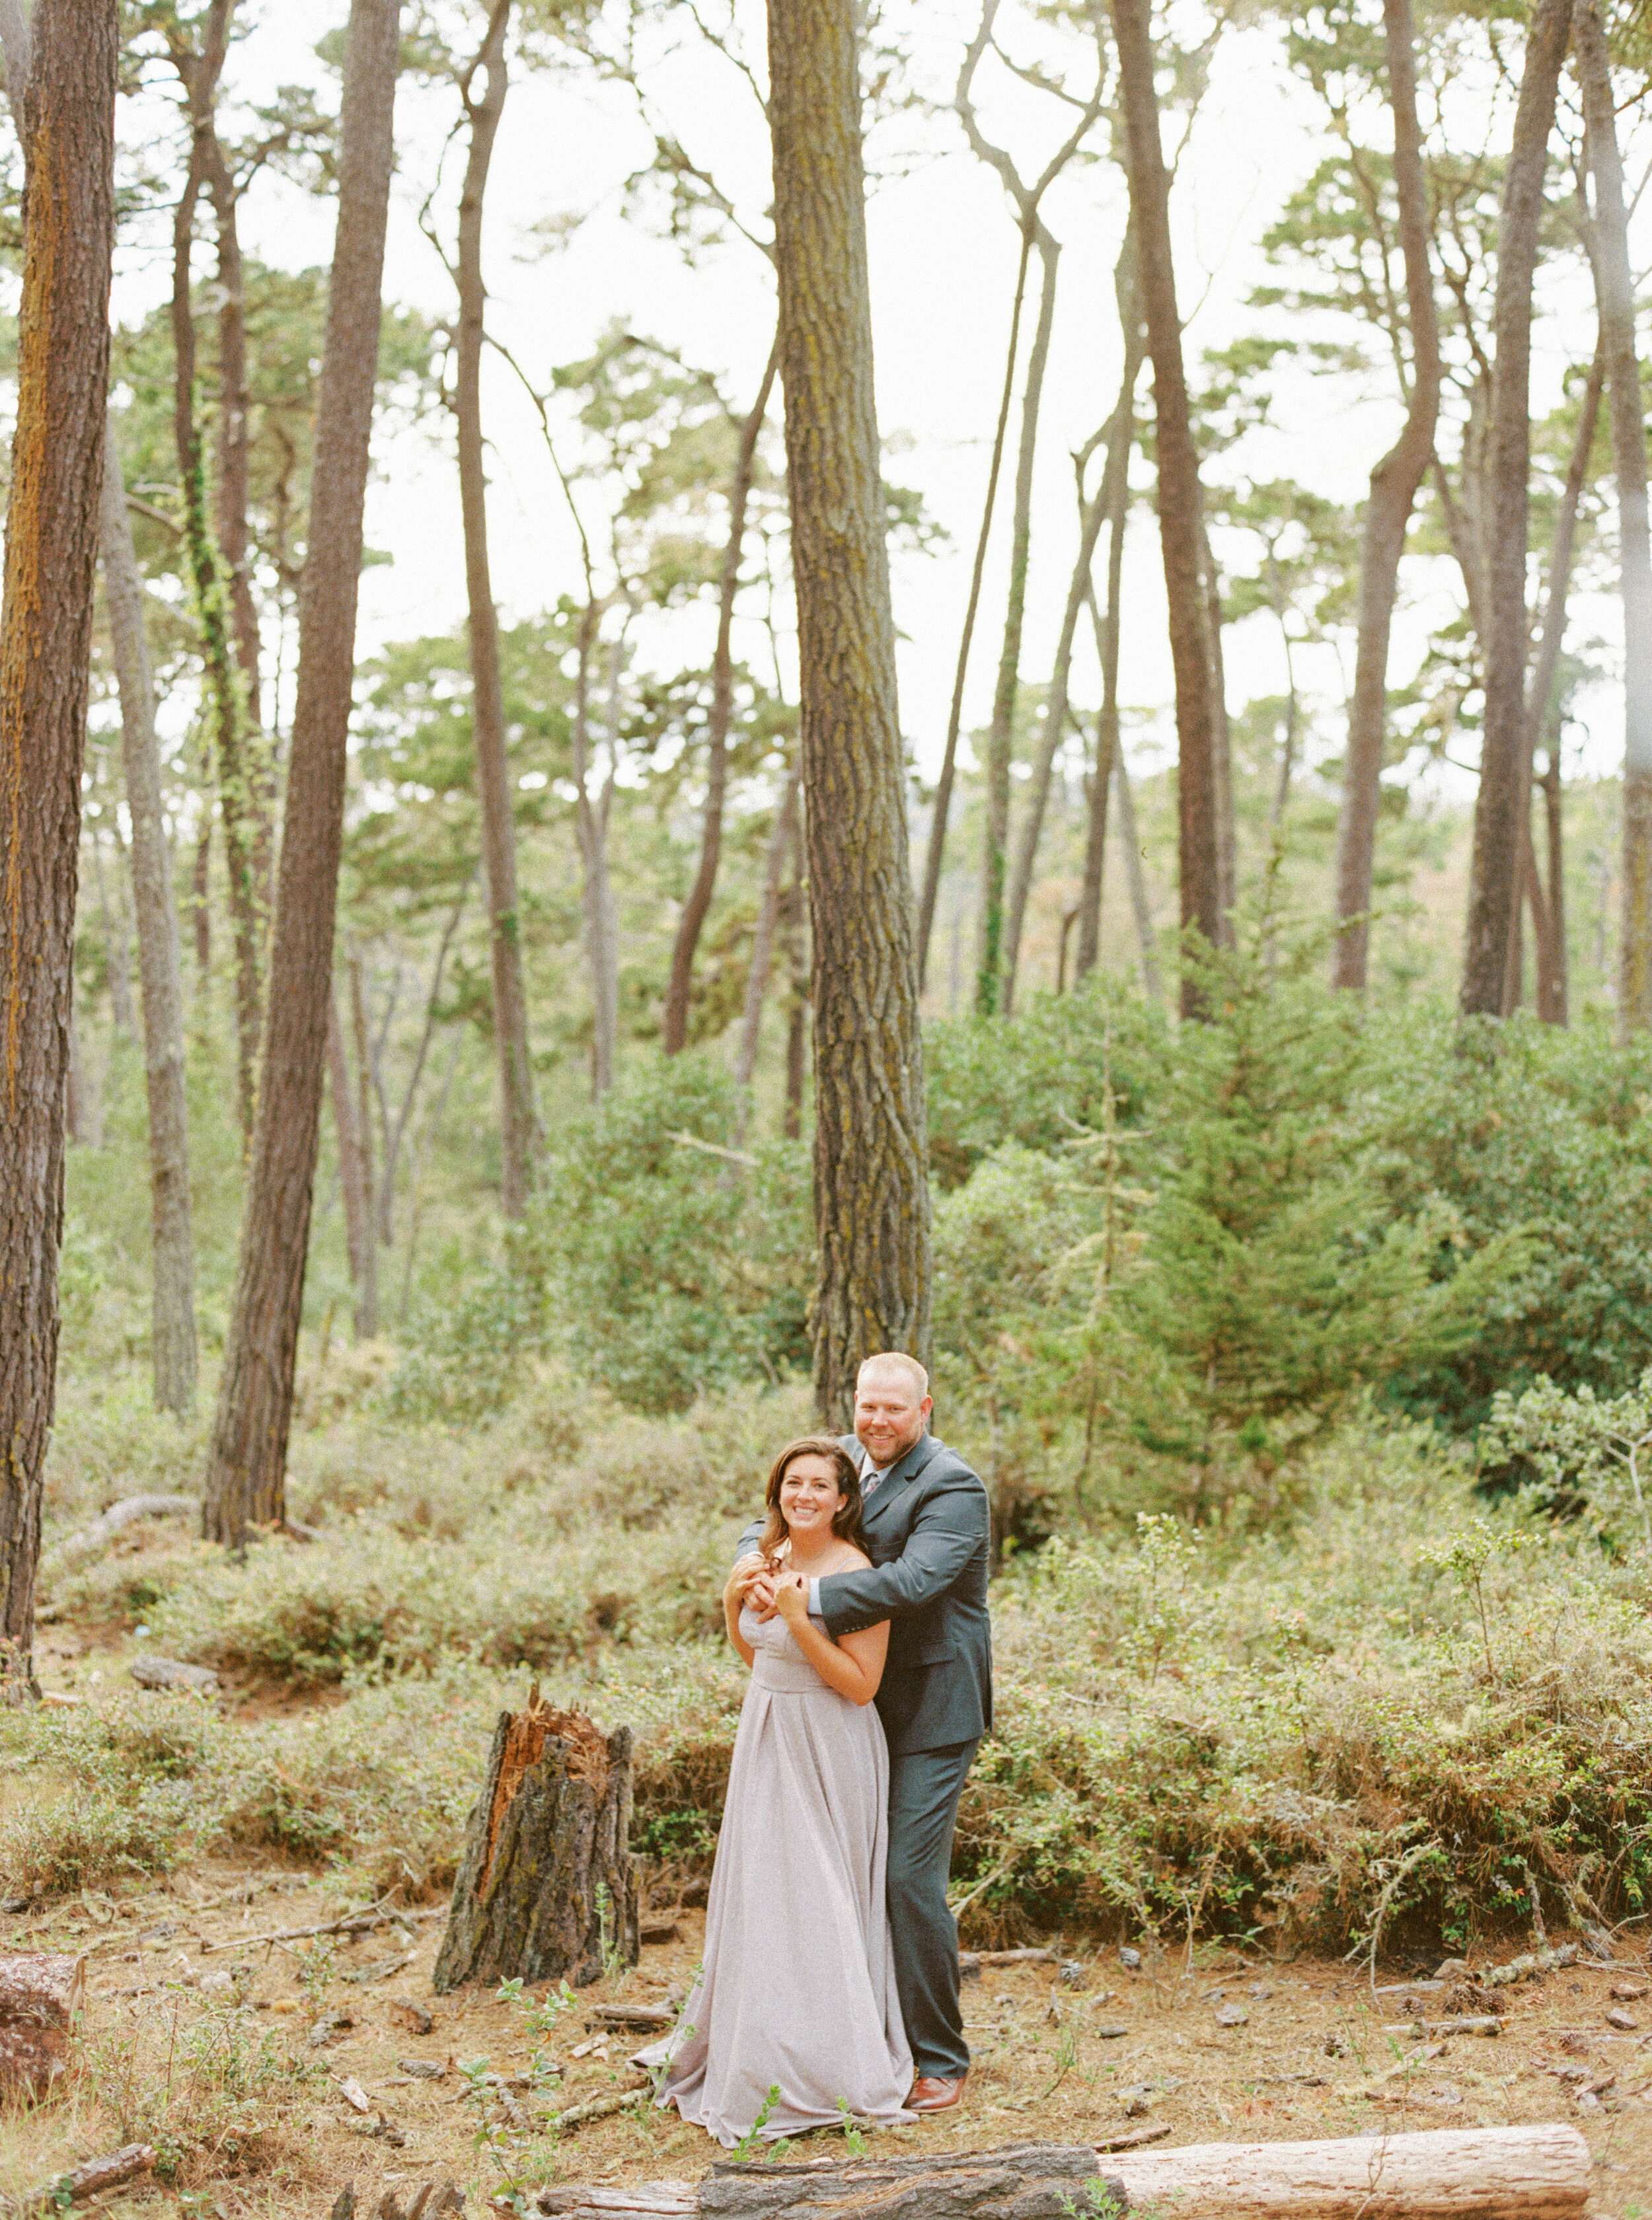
[741,1604,832,1694]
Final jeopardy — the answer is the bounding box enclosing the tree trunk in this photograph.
[1198,508,1236,945]
[782,868,806,1143]
[1109,717,1162,1001]
[325,989,373,1338]
[381,875,470,1231]
[1002,425,1112,1015]
[1332,0,1442,990]
[0,0,116,1697]
[169,0,264,1146]
[202,0,399,1548]
[977,227,1059,1015]
[915,229,1032,990]
[1500,340,1602,1014]
[1109,0,1219,1015]
[203,119,274,922]
[1076,256,1146,982]
[662,340,779,1055]
[568,603,620,1100]
[1573,0,1652,1031]
[1540,740,1568,1021]
[1460,0,1573,1016]
[347,942,377,1308]
[455,0,539,1210]
[100,429,198,1416]
[767,0,932,1426]
[733,761,802,1115]
[433,1693,639,1993]
[0,1953,85,2102]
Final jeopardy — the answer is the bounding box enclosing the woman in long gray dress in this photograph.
[637,1436,913,2147]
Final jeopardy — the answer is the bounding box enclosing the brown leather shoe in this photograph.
[907,2073,966,2112]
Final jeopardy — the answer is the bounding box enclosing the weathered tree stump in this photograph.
[0,1952,84,2104]
[433,1690,638,1993]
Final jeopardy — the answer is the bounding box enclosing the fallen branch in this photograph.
[10,2144,155,2216]
[43,1495,196,1569]
[548,2080,650,2132]
[200,1902,442,1955]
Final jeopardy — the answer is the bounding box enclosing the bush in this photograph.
[389,1058,811,1419]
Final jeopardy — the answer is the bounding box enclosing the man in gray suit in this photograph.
[742,1352,992,2113]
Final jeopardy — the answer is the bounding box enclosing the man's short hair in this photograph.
[856,1350,930,1401]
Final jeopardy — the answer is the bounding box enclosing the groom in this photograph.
[745,1352,992,2114]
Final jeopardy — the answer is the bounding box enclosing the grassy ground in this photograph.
[5,1365,1652,2211]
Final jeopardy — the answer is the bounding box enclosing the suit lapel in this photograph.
[861,1432,940,1532]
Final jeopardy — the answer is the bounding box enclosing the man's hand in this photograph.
[722,1553,772,1617]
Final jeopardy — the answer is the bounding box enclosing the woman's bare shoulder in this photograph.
[833,1547,872,1572]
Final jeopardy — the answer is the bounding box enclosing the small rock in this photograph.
[1059,1959,1087,1987]
[1610,1982,1647,2002]
[1216,2003,1248,2028]
[1096,2023,1129,2040]
[1606,2007,1638,2030]
[1247,1983,1274,2000]
[679,1878,708,1908]
[130,1654,220,1695]
[398,2059,445,2079]
[958,1953,981,1981]
[338,2076,373,2116]
[371,2116,406,2147]
[1435,1958,1469,1981]
[1119,1946,1143,1971]
[388,1996,434,2034]
[330,2189,356,2220]
[1553,2062,1591,2081]
[309,2012,354,2048]
[1423,2083,1462,2108]
[1575,2089,1602,2112]
[1123,2094,1151,2118]
[1,1896,30,1915]
[1558,2030,1591,2056]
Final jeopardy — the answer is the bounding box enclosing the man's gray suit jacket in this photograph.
[738,1432,993,1758]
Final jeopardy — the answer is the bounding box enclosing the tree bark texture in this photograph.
[1109,716,1162,1001]
[915,227,1031,990]
[326,988,375,1341]
[766,0,932,1428]
[457,0,539,1210]
[100,429,198,1415]
[0,0,116,1695]
[203,0,399,1547]
[1459,0,1573,1017]
[978,229,1058,1014]
[433,1694,639,1993]
[662,340,780,1056]
[169,0,265,1146]
[1076,254,1146,982]
[0,1952,84,2103]
[1109,0,1220,1014]
[1573,0,1652,1031]
[1332,0,1442,990]
[698,2145,1111,2219]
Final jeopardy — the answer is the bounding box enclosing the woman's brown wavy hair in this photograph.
[757,1436,866,1560]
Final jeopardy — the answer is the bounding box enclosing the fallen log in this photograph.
[12,2143,155,2217]
[1105,2122,1589,2217]
[44,1494,196,1567]
[0,1953,84,2105]
[588,2003,674,2032]
[697,2144,1112,2219]
[434,1688,638,1993]
[535,2187,693,2218]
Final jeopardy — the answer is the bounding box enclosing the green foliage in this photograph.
[1481,1368,1652,1549]
[391,1058,810,1417]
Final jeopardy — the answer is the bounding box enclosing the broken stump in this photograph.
[433,1687,638,1993]
[0,1952,84,2105]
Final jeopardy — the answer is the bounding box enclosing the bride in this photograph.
[636,1436,913,2146]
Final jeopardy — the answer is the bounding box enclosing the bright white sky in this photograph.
[106,0,1647,803]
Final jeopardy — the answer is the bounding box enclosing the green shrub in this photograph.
[389,1058,811,1418]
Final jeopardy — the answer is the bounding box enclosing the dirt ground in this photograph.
[3,1851,1651,2219]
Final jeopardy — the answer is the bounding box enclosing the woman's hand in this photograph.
[772,1570,808,1627]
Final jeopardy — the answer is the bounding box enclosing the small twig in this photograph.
[665,1129,757,1169]
[547,2079,650,2131]
[200,1901,442,1956]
